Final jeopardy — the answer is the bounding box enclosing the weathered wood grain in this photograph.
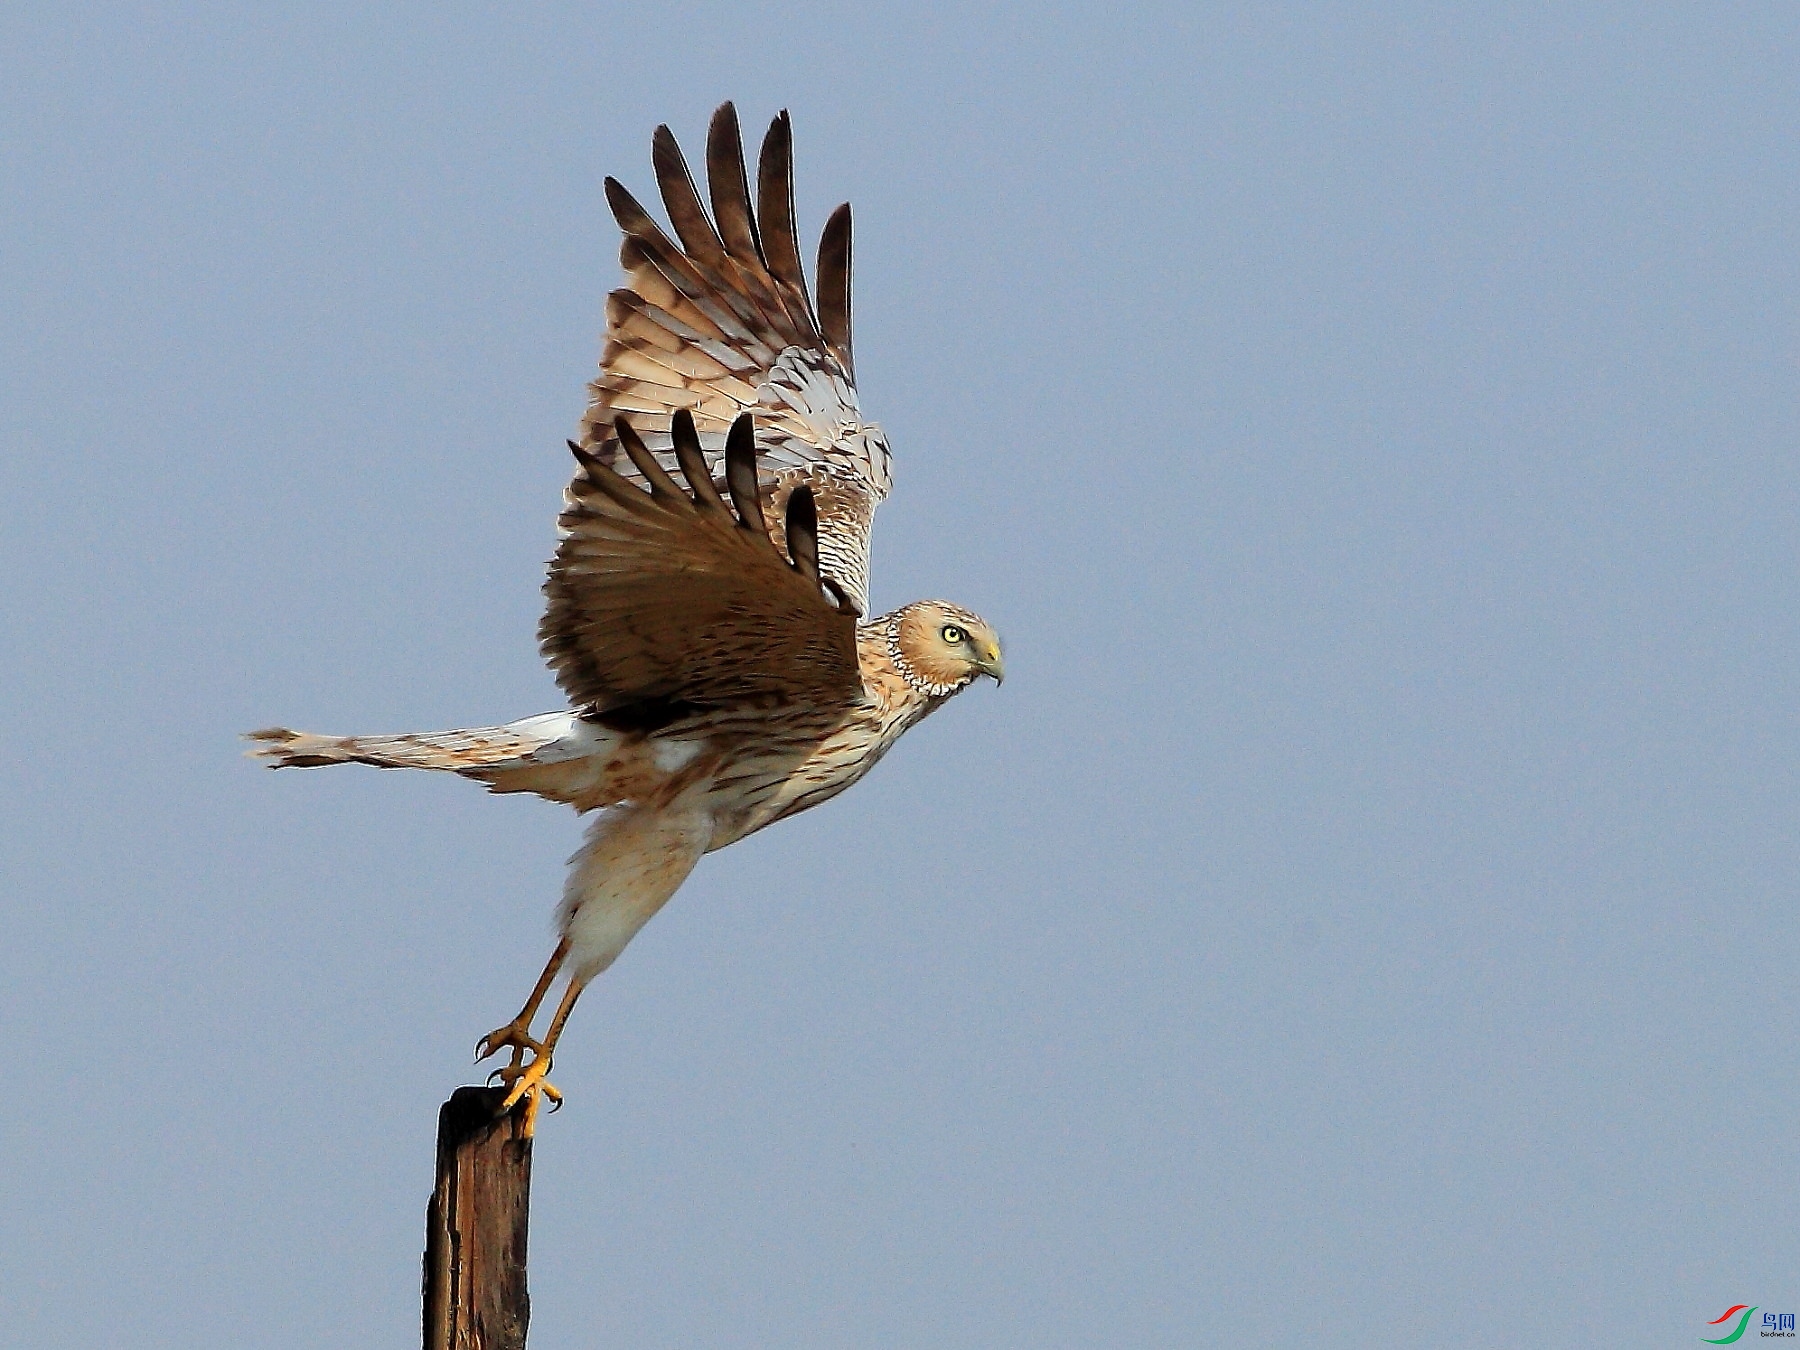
[423,1086,532,1350]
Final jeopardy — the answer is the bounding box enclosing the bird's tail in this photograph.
[244,712,586,776]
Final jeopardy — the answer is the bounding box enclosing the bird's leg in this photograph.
[475,937,570,1071]
[498,973,589,1135]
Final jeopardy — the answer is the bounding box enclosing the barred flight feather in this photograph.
[572,102,888,621]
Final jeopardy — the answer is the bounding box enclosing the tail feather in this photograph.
[245,712,587,775]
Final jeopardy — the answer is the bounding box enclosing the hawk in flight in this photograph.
[250,104,1003,1128]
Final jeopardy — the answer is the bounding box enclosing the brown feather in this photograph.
[706,103,763,267]
[623,227,768,345]
[755,111,816,335]
[785,484,821,585]
[670,409,727,513]
[613,245,735,343]
[577,453,663,519]
[604,177,679,263]
[651,124,729,269]
[613,419,686,501]
[724,414,766,535]
[816,202,854,376]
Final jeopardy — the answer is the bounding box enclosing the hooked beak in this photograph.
[975,643,1005,685]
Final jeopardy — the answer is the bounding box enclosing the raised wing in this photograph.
[571,102,891,619]
[542,410,862,716]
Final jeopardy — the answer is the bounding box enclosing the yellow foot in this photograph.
[474,1019,543,1068]
[491,1053,562,1135]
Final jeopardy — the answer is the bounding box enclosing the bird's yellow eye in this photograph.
[941,624,966,644]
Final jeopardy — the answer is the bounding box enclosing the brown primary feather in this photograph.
[670,408,727,512]
[755,111,816,333]
[613,418,685,501]
[652,124,729,270]
[816,202,854,376]
[785,486,821,587]
[723,414,767,536]
[706,103,764,272]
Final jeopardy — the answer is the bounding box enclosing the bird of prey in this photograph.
[249,104,1003,1129]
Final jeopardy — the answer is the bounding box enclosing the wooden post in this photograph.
[423,1086,533,1350]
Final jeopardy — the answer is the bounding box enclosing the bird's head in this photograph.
[887,600,1004,695]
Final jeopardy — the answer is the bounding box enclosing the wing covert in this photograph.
[542,412,862,716]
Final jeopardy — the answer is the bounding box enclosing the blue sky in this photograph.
[3,4,1797,1346]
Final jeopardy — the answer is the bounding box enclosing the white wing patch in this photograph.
[653,739,705,774]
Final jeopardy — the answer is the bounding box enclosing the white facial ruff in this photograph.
[887,614,966,698]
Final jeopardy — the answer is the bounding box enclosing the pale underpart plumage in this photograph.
[251,606,994,979]
[248,104,1002,1114]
